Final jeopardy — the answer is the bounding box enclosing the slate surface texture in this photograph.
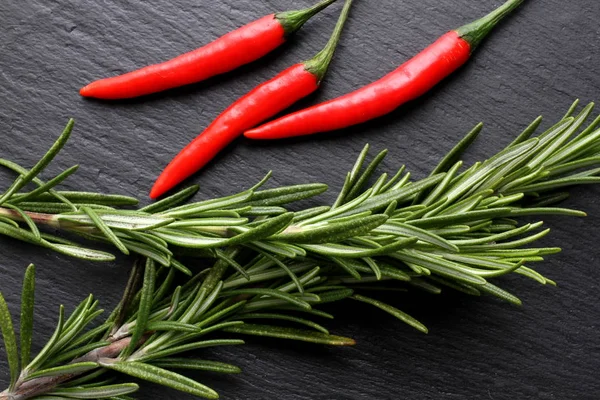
[1,0,600,399]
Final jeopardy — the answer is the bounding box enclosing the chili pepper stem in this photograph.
[456,0,525,50]
[276,0,339,36]
[304,0,354,82]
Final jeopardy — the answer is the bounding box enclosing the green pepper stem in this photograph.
[456,0,525,50]
[276,0,338,37]
[304,0,353,83]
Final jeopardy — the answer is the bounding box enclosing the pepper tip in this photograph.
[149,184,163,200]
[79,84,91,97]
[244,128,267,140]
[243,129,256,139]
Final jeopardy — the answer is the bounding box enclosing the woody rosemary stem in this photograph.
[0,207,59,228]
[0,337,135,400]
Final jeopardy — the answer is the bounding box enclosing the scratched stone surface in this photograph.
[1,0,600,399]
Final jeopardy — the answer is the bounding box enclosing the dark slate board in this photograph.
[1,0,600,399]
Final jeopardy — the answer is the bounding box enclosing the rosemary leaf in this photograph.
[317,289,355,303]
[274,214,387,244]
[224,324,356,346]
[0,216,18,227]
[301,237,418,258]
[27,191,138,206]
[145,321,201,333]
[430,122,483,176]
[20,264,36,367]
[223,289,312,310]
[135,339,244,362]
[121,240,171,267]
[352,294,428,333]
[478,282,522,306]
[49,383,139,399]
[82,207,129,255]
[247,183,328,206]
[239,206,287,216]
[0,292,19,390]
[26,305,65,373]
[239,313,329,334]
[18,203,110,213]
[99,361,217,399]
[374,221,458,252]
[151,358,241,374]
[292,206,331,222]
[507,116,543,148]
[333,172,353,209]
[159,190,253,218]
[59,213,174,231]
[24,362,98,381]
[140,186,199,213]
[0,221,43,245]
[125,259,156,357]
[43,242,116,262]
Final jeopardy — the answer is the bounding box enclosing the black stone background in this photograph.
[1,0,600,399]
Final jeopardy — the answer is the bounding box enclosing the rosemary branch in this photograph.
[1,100,600,399]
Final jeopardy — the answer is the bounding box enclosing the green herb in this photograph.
[2,101,600,399]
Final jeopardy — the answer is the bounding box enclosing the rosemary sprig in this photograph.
[1,101,600,399]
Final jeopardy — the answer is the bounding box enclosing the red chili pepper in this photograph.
[149,0,354,199]
[244,0,524,140]
[79,0,338,100]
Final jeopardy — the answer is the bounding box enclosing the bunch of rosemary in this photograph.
[1,100,599,399]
